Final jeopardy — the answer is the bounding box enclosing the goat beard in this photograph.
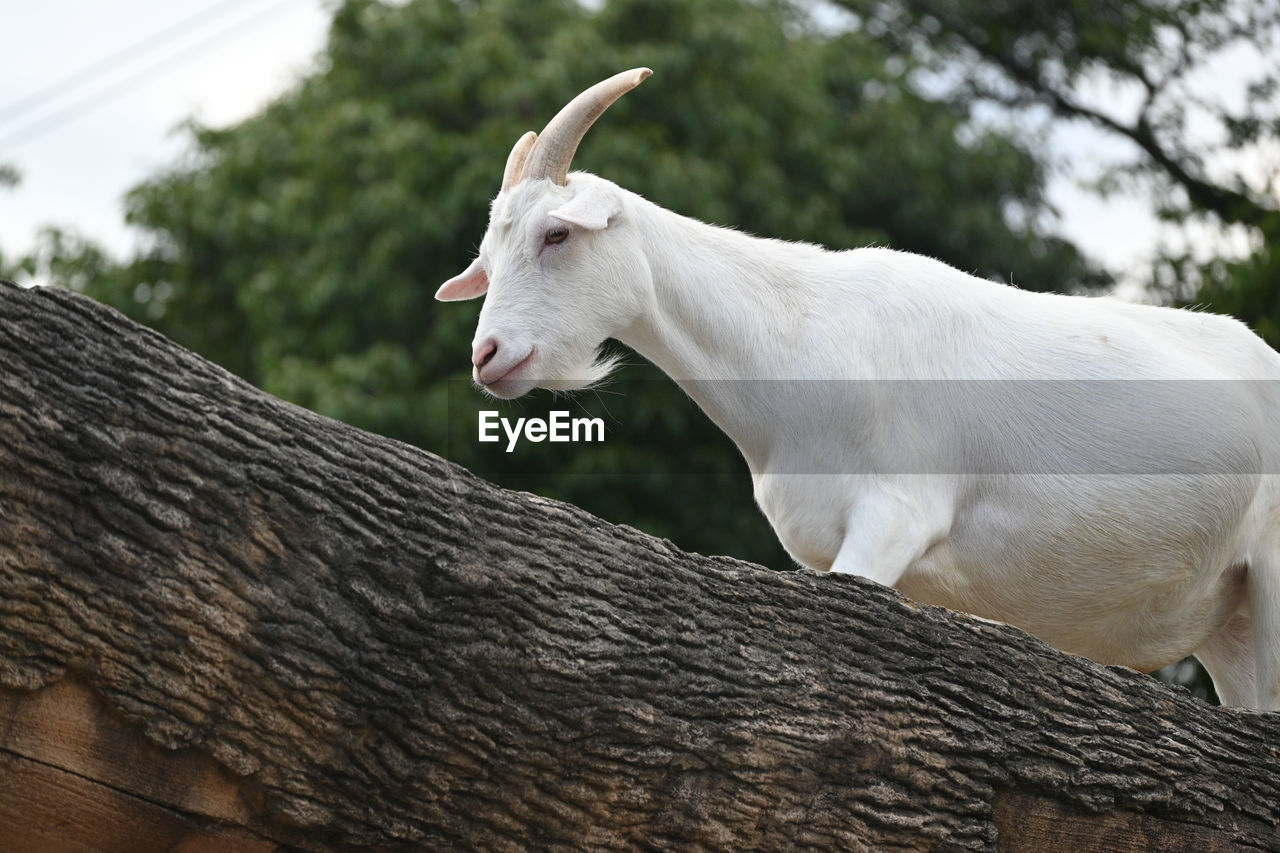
[540,350,622,393]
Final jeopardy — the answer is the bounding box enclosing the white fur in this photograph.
[440,171,1280,711]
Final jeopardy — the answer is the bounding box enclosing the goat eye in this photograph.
[545,227,568,245]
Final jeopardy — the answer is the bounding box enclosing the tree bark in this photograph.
[0,280,1278,851]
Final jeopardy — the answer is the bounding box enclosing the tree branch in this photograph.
[888,0,1278,230]
[1,280,1279,850]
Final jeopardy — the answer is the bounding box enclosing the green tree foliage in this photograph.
[830,0,1280,332]
[0,164,26,280]
[24,0,1105,568]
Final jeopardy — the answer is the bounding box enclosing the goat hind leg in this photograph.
[1194,613,1258,709]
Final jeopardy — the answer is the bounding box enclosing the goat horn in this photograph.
[501,131,538,192]
[522,67,652,187]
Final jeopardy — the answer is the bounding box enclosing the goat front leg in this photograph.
[827,478,951,588]
[1250,549,1280,711]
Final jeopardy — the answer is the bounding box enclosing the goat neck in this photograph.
[615,193,848,467]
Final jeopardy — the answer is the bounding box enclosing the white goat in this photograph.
[437,68,1280,711]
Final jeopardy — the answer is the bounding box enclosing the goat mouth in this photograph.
[478,347,536,391]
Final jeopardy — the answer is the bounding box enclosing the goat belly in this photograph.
[897,472,1254,671]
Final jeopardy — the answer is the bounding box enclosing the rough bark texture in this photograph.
[1,279,1278,851]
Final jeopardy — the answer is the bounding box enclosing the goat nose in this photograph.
[472,338,498,369]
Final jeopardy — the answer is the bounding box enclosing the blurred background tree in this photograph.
[0,164,26,280]
[12,0,1108,571]
[828,0,1280,335]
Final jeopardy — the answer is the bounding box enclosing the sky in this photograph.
[0,0,330,273]
[0,0,1266,298]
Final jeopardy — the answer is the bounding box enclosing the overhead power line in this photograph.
[0,0,302,150]
[0,0,255,128]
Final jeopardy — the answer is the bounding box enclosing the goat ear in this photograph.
[436,257,489,301]
[548,184,620,231]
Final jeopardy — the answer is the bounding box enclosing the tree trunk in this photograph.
[0,280,1277,851]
